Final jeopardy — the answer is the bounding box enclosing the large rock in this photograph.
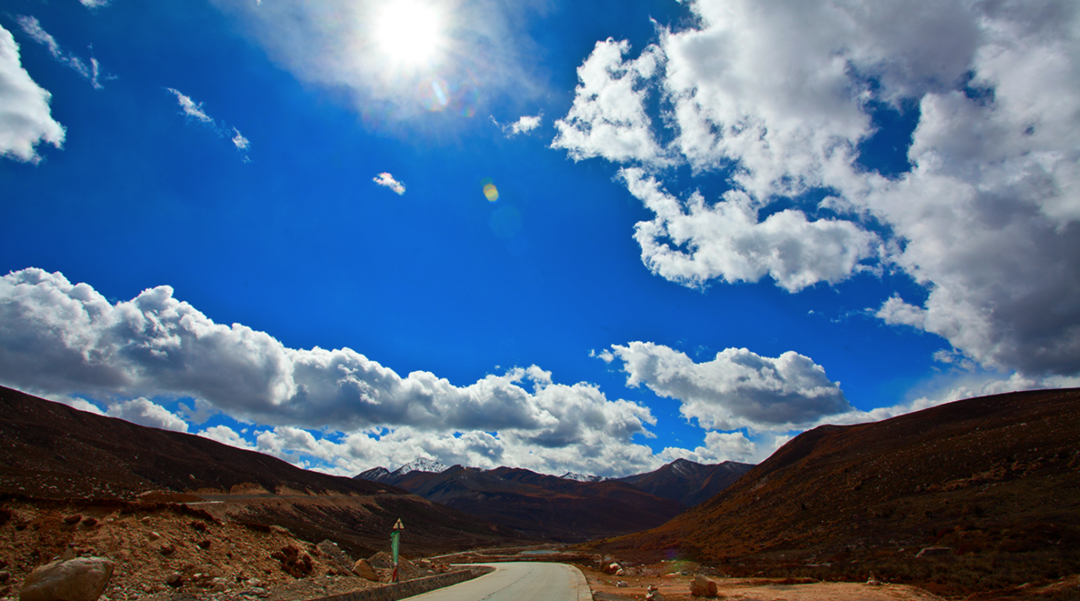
[352,559,379,582]
[317,541,353,572]
[270,544,313,578]
[19,557,115,601]
[689,575,718,598]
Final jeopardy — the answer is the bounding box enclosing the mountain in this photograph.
[587,388,1080,596]
[355,458,449,484]
[560,472,603,482]
[615,458,754,506]
[357,464,687,542]
[0,385,526,557]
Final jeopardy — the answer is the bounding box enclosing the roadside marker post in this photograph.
[391,519,404,583]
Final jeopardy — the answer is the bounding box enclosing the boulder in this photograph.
[270,544,313,578]
[605,562,621,575]
[317,541,354,572]
[19,557,115,601]
[351,560,379,582]
[689,575,718,598]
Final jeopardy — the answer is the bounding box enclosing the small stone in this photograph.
[148,532,161,541]
[63,515,82,525]
[0,571,9,583]
[165,573,183,588]
[197,540,212,550]
[159,544,175,556]
[690,575,718,598]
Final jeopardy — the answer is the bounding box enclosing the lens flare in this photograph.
[418,77,450,111]
[483,183,499,202]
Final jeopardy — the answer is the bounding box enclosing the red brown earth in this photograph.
[583,388,1080,599]
[0,382,527,596]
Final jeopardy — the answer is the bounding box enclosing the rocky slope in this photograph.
[586,388,1080,597]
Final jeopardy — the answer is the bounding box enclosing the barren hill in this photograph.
[0,385,526,557]
[587,388,1080,596]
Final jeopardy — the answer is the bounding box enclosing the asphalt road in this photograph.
[410,562,592,601]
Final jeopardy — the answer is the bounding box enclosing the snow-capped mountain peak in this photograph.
[560,471,602,482]
[391,458,449,476]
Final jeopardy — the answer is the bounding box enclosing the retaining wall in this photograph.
[310,567,495,601]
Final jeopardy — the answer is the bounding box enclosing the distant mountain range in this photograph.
[355,457,753,541]
[588,388,1080,595]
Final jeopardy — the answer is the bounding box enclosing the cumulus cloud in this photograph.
[554,0,1080,377]
[373,172,406,195]
[608,341,852,432]
[504,114,541,136]
[0,268,662,477]
[198,425,255,450]
[166,88,250,160]
[0,24,65,163]
[79,0,111,8]
[106,397,189,432]
[16,16,110,89]
[622,168,878,292]
[551,40,669,165]
[658,430,757,464]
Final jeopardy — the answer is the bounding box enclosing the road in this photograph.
[410,562,591,601]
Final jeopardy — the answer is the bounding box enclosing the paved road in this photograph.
[410,562,591,601]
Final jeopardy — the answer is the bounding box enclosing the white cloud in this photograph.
[198,425,255,450]
[551,39,668,165]
[0,268,662,477]
[608,341,852,432]
[166,88,213,123]
[231,128,250,151]
[373,172,406,195]
[622,168,878,292]
[106,397,189,432]
[79,0,111,8]
[166,88,251,160]
[658,430,757,464]
[0,24,65,163]
[554,0,1080,377]
[16,16,110,89]
[504,114,541,136]
[819,371,1080,428]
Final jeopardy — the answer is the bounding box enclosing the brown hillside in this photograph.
[0,385,525,557]
[588,388,1080,596]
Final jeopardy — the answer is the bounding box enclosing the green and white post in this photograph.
[391,519,404,583]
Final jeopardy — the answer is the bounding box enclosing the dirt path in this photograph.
[582,567,947,601]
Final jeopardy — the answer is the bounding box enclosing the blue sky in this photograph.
[2,0,1078,477]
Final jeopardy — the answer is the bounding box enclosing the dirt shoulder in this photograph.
[579,563,947,601]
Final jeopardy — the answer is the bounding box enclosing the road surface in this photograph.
[411,562,591,601]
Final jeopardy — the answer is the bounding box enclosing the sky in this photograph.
[1,0,1078,479]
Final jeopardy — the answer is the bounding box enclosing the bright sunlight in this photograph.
[373,0,445,68]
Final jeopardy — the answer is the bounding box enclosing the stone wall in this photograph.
[311,567,495,601]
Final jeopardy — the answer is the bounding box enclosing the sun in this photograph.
[373,1,445,68]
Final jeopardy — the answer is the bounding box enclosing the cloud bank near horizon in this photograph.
[2,267,1072,477]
